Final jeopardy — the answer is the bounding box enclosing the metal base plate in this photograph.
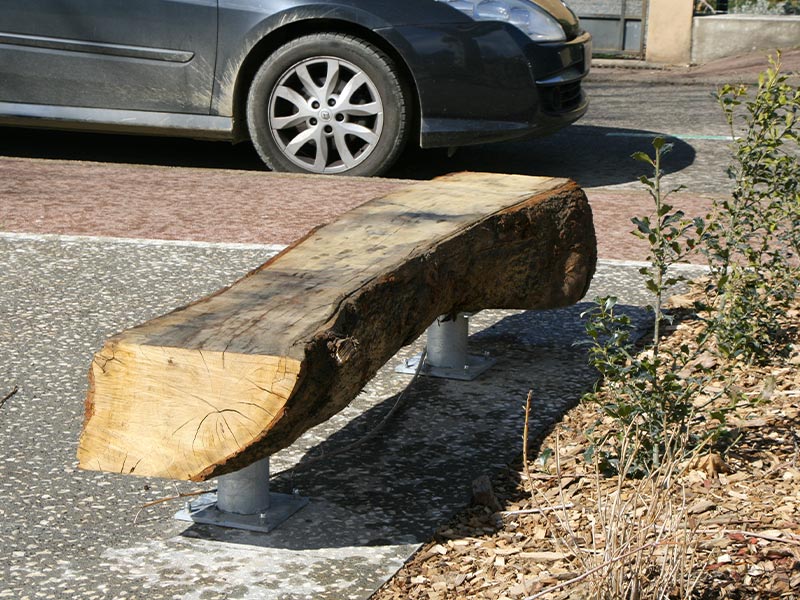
[175,492,309,533]
[395,353,496,381]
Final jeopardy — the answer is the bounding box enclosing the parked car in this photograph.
[0,0,591,176]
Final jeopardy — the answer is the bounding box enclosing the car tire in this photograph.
[246,33,411,176]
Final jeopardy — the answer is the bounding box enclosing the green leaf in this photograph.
[535,448,553,466]
[603,296,618,311]
[632,216,652,235]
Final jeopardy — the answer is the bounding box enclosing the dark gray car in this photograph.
[0,0,591,176]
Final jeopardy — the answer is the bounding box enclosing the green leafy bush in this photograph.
[701,54,800,364]
[582,54,799,477]
[583,139,703,477]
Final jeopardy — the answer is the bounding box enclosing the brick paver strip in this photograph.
[587,188,713,263]
[1,157,713,262]
[1,157,405,245]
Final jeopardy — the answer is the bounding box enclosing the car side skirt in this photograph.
[0,102,233,140]
[421,118,534,148]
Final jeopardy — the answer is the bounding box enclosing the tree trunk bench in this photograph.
[77,172,596,482]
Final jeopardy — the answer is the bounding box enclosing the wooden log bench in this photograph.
[77,172,596,483]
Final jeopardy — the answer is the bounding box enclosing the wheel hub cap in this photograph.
[268,57,385,174]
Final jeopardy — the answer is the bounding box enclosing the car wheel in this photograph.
[247,33,411,176]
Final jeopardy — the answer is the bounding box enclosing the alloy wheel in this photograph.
[268,57,385,174]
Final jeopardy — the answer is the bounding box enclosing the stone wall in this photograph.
[691,15,800,63]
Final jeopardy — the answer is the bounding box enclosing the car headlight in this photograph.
[436,0,566,42]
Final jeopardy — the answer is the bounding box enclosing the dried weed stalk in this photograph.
[523,394,702,599]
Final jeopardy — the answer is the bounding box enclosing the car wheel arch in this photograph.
[229,18,420,147]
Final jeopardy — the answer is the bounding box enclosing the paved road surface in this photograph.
[0,71,742,260]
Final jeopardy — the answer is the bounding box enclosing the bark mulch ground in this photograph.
[373,298,800,600]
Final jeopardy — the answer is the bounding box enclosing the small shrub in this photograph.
[701,54,800,364]
[582,139,704,478]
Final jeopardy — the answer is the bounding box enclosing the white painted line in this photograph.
[0,231,287,253]
[0,233,708,272]
[605,132,734,141]
[598,258,709,272]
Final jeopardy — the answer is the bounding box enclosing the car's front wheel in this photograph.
[246,33,410,177]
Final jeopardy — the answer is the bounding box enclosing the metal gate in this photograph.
[567,0,648,58]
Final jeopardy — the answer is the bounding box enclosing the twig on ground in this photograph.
[133,488,215,523]
[522,390,533,494]
[500,503,575,517]
[140,488,213,510]
[697,529,800,546]
[703,516,761,526]
[0,386,18,409]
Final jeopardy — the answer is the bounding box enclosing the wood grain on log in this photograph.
[77,172,596,481]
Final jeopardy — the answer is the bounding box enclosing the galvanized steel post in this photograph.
[426,314,469,370]
[396,312,495,381]
[216,457,271,515]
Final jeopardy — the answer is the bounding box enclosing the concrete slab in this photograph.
[0,232,708,599]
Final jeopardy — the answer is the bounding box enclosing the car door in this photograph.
[0,0,218,114]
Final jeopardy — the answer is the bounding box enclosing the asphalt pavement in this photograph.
[1,49,794,599]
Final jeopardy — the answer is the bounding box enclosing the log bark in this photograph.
[77,172,596,481]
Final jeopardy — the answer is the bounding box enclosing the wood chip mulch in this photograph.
[373,299,800,600]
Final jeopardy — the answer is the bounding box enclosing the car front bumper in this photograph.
[380,23,591,148]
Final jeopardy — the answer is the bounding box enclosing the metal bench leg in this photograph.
[396,313,495,381]
[175,458,308,533]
